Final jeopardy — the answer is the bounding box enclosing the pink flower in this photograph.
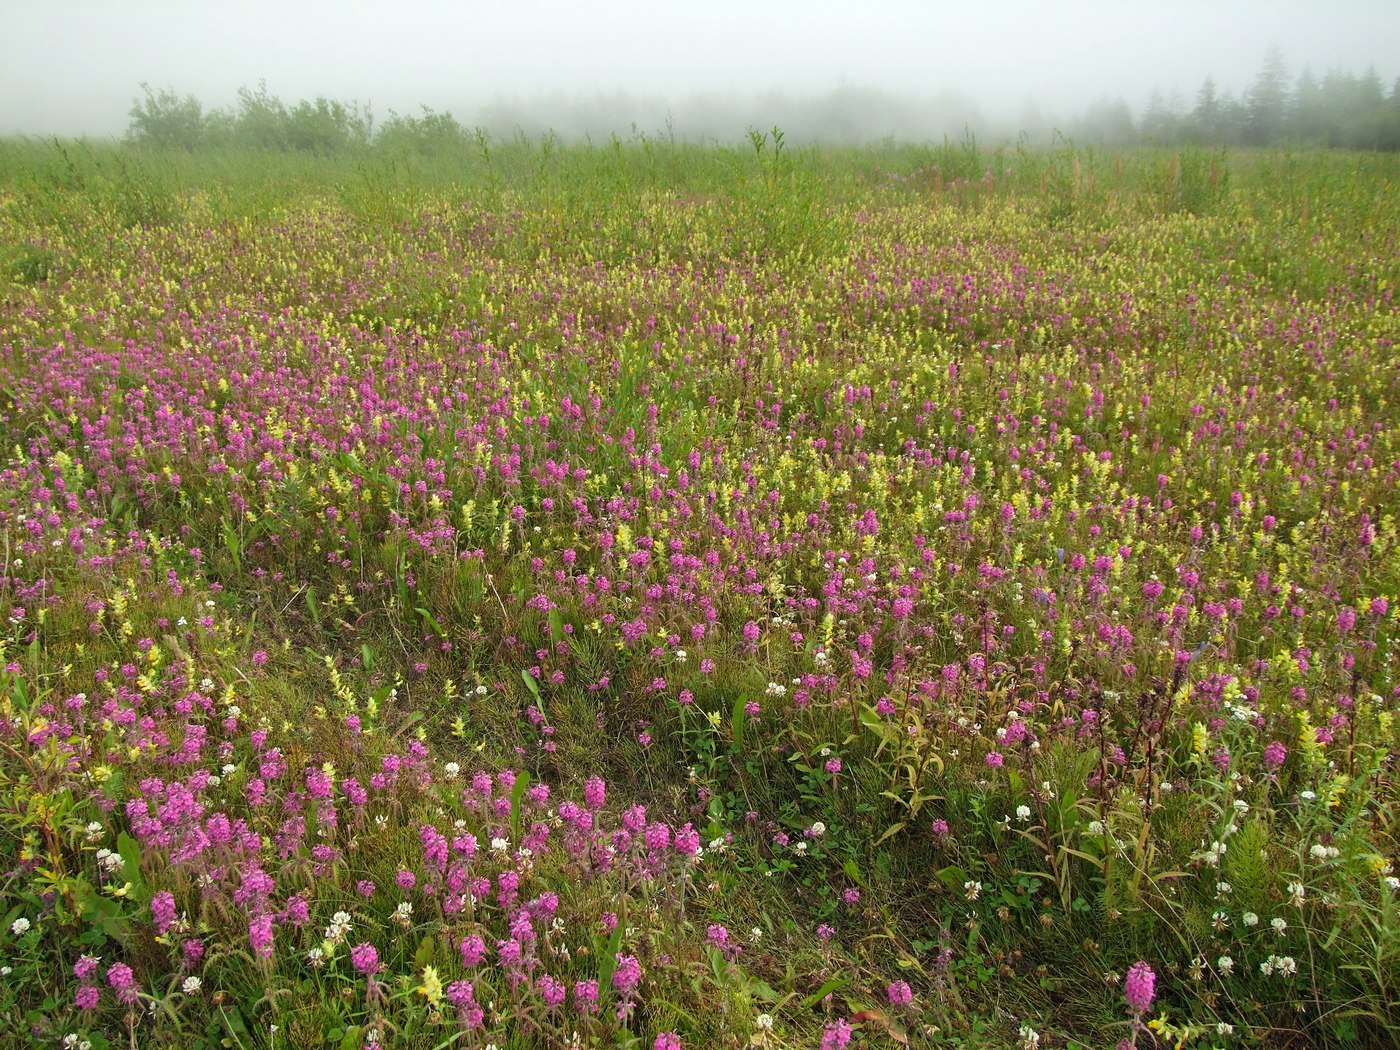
[821,1018,853,1049]
[584,776,607,810]
[74,955,101,981]
[1124,961,1155,1014]
[612,953,642,994]
[106,961,138,1005]
[654,1034,682,1050]
[887,979,913,1005]
[574,978,600,1014]
[151,890,177,933]
[459,934,487,968]
[351,942,380,976]
[248,915,274,959]
[985,751,1004,768]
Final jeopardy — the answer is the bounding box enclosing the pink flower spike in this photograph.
[1124,961,1155,1014]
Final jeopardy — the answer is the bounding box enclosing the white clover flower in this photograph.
[1216,881,1232,896]
[1217,1022,1235,1036]
[756,1013,774,1031]
[1300,790,1317,801]
[1287,881,1306,907]
[1086,820,1106,836]
[964,880,982,901]
[1217,955,1234,975]
[1018,1024,1041,1049]
[476,685,487,696]
[324,911,352,943]
[750,926,762,943]
[11,918,31,936]
[1261,954,1296,976]
[1271,917,1288,936]
[490,837,510,853]
[1385,876,1400,891]
[1242,912,1259,927]
[1016,805,1032,822]
[182,976,202,994]
[674,649,687,663]
[809,821,826,837]
[84,821,105,842]
[443,762,460,780]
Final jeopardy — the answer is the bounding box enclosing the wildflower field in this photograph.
[0,136,1398,1049]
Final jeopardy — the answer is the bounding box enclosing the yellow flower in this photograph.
[416,965,444,1005]
[1191,723,1209,756]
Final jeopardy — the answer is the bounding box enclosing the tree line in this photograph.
[125,50,1400,153]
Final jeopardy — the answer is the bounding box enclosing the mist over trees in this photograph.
[122,50,1400,153]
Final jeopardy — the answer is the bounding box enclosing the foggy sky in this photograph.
[3,0,1398,139]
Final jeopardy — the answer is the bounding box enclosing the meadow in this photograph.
[0,134,1398,1049]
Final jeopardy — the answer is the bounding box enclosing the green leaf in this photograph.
[729,692,748,751]
[510,770,532,841]
[338,1026,362,1050]
[874,821,907,847]
[749,981,781,1004]
[933,865,969,893]
[519,668,544,713]
[117,832,144,896]
[798,973,850,1010]
[596,919,625,995]
[549,608,564,645]
[304,585,322,630]
[413,934,436,972]
[416,607,447,638]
